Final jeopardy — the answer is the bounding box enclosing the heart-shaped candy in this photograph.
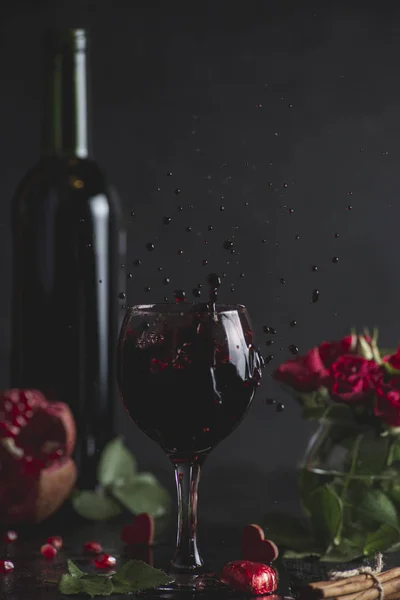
[120,512,154,545]
[241,524,279,563]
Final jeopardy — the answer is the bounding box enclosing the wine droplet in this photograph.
[133,259,141,266]
[146,242,155,251]
[142,322,150,330]
[144,286,151,292]
[174,188,181,194]
[186,226,192,232]
[295,234,300,240]
[163,277,170,284]
[177,249,183,255]
[290,320,297,327]
[312,265,318,272]
[265,398,276,405]
[312,289,320,303]
[263,326,276,335]
[202,259,208,266]
[289,344,299,355]
[223,240,234,250]
[265,340,274,346]
[265,355,274,364]
[163,216,172,225]
[127,273,133,279]
[174,290,186,303]
[192,288,201,298]
[347,205,353,211]
[280,277,286,284]
[208,225,213,231]
[332,256,339,263]
[276,403,285,413]
[119,292,126,300]
[334,232,340,238]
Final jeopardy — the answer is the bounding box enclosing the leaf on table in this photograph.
[112,559,172,591]
[356,489,399,527]
[59,574,84,595]
[262,512,317,552]
[283,549,321,559]
[308,485,343,547]
[72,490,122,520]
[111,473,170,518]
[81,575,114,598]
[67,559,86,578]
[97,437,137,487]
[363,524,400,555]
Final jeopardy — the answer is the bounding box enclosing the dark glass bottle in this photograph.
[10,29,125,487]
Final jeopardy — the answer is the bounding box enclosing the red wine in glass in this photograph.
[117,303,262,592]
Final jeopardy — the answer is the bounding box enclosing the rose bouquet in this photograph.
[263,331,400,561]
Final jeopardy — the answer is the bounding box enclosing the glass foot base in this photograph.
[137,572,228,597]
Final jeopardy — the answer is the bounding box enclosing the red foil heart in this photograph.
[221,560,278,595]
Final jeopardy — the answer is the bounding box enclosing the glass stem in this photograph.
[169,461,204,574]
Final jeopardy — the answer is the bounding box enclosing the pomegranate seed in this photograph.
[41,543,57,560]
[0,560,14,573]
[47,536,63,550]
[4,530,17,543]
[94,553,116,569]
[83,540,103,554]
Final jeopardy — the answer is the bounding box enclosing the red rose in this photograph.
[319,336,354,367]
[273,347,330,393]
[373,370,400,426]
[383,347,400,371]
[330,356,377,403]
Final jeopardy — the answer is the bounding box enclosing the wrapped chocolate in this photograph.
[221,560,278,595]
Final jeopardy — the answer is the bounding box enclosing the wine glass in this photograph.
[117,303,263,593]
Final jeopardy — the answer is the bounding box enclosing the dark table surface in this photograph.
[0,506,398,600]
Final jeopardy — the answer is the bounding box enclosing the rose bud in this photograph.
[221,560,278,595]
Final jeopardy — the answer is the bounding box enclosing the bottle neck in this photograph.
[42,29,92,158]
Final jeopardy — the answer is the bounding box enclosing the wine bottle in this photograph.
[10,29,125,487]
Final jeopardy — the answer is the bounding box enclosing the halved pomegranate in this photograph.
[0,389,77,525]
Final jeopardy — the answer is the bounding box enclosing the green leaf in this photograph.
[81,575,113,598]
[97,437,137,488]
[263,513,317,551]
[67,559,85,578]
[283,549,321,559]
[363,524,400,555]
[71,490,122,520]
[308,485,343,547]
[357,489,398,527]
[299,468,325,514]
[111,473,170,518]
[59,574,84,595]
[297,389,329,410]
[112,559,172,592]
[382,362,400,376]
[321,537,364,562]
[388,440,400,466]
[353,434,390,476]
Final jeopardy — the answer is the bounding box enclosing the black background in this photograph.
[1,0,398,527]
